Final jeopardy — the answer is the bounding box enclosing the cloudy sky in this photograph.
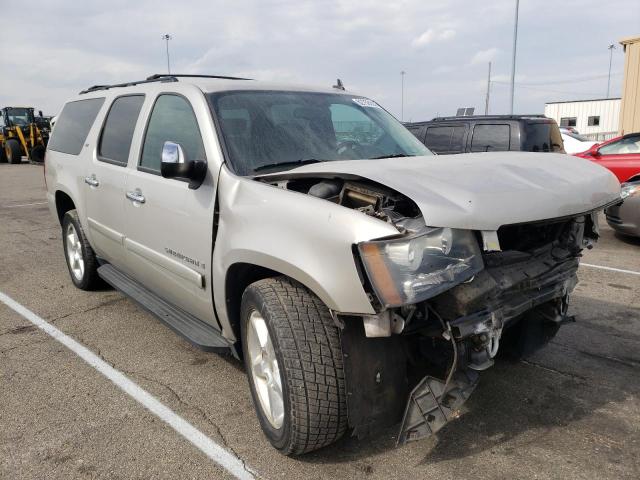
[2,0,638,120]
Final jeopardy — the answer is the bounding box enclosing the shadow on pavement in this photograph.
[613,231,640,247]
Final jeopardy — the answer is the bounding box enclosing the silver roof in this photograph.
[189,78,352,95]
[76,76,356,99]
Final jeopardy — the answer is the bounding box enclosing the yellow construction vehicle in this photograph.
[0,107,49,164]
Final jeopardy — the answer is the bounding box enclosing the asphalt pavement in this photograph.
[1,162,639,479]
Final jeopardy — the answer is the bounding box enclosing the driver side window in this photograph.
[599,136,640,155]
[139,94,206,173]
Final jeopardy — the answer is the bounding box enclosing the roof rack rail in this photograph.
[429,114,547,122]
[79,76,178,94]
[146,73,252,81]
[79,73,252,94]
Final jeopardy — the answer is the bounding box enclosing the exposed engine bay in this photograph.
[259,173,602,444]
[270,176,427,233]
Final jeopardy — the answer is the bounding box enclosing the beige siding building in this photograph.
[620,35,640,134]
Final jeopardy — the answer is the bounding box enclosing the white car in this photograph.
[561,131,598,154]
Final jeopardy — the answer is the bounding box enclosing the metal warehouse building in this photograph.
[544,98,620,141]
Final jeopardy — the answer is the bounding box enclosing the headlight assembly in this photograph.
[358,227,484,307]
[620,182,640,200]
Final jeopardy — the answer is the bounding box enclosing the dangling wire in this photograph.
[427,304,458,396]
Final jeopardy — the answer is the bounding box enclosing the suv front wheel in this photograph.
[240,277,348,455]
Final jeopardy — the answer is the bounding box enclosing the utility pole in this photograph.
[162,34,172,74]
[606,44,616,98]
[484,61,492,115]
[509,0,519,114]
[400,70,406,121]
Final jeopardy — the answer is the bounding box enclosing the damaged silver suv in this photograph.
[45,74,621,454]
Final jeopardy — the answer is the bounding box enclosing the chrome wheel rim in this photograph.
[65,223,85,281]
[247,309,284,429]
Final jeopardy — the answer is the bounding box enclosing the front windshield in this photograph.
[7,108,33,126]
[209,91,431,175]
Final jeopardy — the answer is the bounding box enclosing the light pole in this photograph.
[484,61,492,115]
[509,0,519,114]
[162,34,172,74]
[401,70,406,121]
[606,44,616,98]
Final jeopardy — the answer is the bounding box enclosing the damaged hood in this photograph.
[265,152,621,230]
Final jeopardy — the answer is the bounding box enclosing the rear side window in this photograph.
[98,95,145,165]
[426,125,466,154]
[426,126,453,153]
[450,126,466,152]
[48,98,105,155]
[470,124,510,152]
[140,94,206,173]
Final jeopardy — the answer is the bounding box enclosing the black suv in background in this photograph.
[405,115,565,154]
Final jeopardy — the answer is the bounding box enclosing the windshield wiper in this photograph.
[253,158,326,173]
[370,153,416,160]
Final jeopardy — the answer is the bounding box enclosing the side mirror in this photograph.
[38,110,43,117]
[161,141,207,190]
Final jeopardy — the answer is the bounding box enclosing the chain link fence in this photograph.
[581,131,618,142]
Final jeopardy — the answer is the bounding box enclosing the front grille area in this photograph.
[497,217,576,252]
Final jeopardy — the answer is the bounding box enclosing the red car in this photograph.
[574,133,640,183]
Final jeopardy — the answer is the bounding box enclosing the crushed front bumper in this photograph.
[395,254,579,444]
[345,215,596,446]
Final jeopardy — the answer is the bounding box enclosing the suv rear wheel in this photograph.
[240,277,348,455]
[62,210,101,290]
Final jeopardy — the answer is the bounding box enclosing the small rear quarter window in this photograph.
[523,122,564,153]
[48,98,105,155]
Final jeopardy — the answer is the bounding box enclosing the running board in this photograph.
[97,264,233,353]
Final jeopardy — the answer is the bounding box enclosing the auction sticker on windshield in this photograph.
[352,98,380,108]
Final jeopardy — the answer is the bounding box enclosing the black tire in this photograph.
[29,144,45,163]
[0,143,7,163]
[62,210,102,290]
[240,277,347,455]
[6,139,22,164]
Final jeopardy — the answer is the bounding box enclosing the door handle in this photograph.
[126,189,146,204]
[84,175,99,187]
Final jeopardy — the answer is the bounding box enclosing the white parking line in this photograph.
[2,201,48,208]
[581,263,640,276]
[0,291,256,480]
